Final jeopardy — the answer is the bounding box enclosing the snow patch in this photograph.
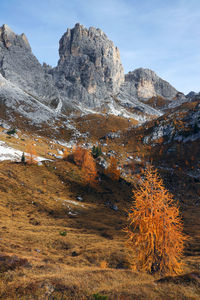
[0,141,48,162]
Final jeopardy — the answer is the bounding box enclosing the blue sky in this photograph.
[0,0,199,93]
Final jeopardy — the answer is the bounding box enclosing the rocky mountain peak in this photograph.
[1,24,14,37]
[0,24,15,44]
[125,68,178,100]
[0,24,30,49]
[0,23,187,125]
[59,23,108,58]
[56,23,124,96]
[126,68,158,82]
[0,24,59,109]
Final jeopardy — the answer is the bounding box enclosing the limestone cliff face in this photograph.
[0,24,59,108]
[52,23,124,108]
[115,68,183,115]
[0,24,31,49]
[0,23,184,123]
[125,68,178,100]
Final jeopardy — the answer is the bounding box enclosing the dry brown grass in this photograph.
[0,158,199,299]
[144,96,170,109]
[74,114,137,142]
[0,102,200,299]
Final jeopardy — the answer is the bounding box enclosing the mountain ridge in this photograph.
[0,24,199,300]
[0,23,190,128]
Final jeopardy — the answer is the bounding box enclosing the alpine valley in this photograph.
[0,24,199,299]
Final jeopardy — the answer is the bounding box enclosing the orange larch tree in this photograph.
[125,164,187,275]
[25,143,38,164]
[63,148,70,160]
[105,156,120,181]
[82,149,97,186]
[73,145,87,167]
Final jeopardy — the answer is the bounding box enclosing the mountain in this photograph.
[125,68,178,100]
[117,68,187,113]
[0,72,58,123]
[0,23,199,300]
[0,23,187,126]
[51,23,124,109]
[0,24,59,108]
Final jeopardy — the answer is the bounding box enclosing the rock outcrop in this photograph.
[0,23,186,125]
[115,68,184,114]
[51,23,124,109]
[121,68,178,101]
[0,73,58,123]
[0,24,59,109]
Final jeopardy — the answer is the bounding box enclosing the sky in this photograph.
[0,0,199,94]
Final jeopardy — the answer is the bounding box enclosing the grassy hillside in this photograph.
[0,100,200,299]
[0,158,199,299]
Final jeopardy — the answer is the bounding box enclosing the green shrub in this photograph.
[21,152,26,164]
[92,145,102,158]
[93,293,108,300]
[6,128,17,135]
[59,231,67,236]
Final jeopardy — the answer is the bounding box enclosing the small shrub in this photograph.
[6,128,17,135]
[93,293,108,300]
[21,152,26,164]
[92,145,102,158]
[99,260,108,269]
[59,231,67,236]
[63,148,70,160]
[25,143,38,164]
[105,156,120,181]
